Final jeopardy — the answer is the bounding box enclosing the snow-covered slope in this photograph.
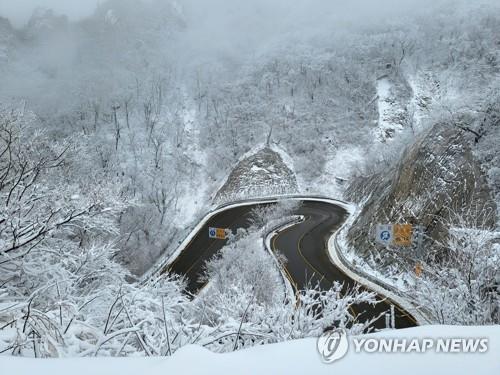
[214,147,298,203]
[1,325,498,375]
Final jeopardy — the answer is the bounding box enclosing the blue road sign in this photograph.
[376,224,393,246]
[380,230,391,241]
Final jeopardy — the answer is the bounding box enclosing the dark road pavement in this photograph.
[163,199,417,330]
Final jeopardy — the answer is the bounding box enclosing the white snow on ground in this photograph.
[265,216,305,303]
[1,325,498,375]
[314,146,366,199]
[169,92,209,228]
[196,215,304,304]
[338,237,414,291]
[290,196,431,324]
[141,197,285,283]
[270,142,297,180]
[333,203,425,309]
[331,234,430,325]
[375,77,393,141]
[407,73,440,133]
[374,77,405,143]
[142,196,352,283]
[408,76,428,132]
[214,146,298,204]
[211,142,267,198]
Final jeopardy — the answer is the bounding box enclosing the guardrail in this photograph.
[331,231,434,325]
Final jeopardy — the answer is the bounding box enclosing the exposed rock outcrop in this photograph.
[346,122,497,263]
[215,147,298,203]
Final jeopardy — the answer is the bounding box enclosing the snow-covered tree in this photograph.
[413,206,499,325]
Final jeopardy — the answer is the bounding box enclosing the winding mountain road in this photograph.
[162,199,417,330]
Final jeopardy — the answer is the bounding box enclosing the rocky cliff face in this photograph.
[346,121,497,265]
[215,147,298,203]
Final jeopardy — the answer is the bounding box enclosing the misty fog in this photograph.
[1,0,500,360]
[1,0,489,112]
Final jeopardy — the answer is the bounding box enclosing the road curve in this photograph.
[163,199,417,330]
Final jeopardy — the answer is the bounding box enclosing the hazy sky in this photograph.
[0,0,454,27]
[0,0,101,26]
[1,0,491,29]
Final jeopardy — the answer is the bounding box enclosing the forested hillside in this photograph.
[0,0,498,357]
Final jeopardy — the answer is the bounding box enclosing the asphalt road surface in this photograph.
[163,199,417,330]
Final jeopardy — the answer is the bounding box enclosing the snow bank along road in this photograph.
[161,198,417,330]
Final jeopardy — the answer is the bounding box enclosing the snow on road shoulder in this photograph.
[1,325,498,375]
[333,202,409,289]
[142,196,352,283]
[328,201,431,324]
[264,215,306,303]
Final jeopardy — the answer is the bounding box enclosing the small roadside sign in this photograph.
[376,224,393,246]
[393,224,412,246]
[376,223,416,247]
[208,227,228,240]
[415,263,423,277]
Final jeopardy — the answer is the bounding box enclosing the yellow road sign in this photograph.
[415,263,423,277]
[393,224,412,246]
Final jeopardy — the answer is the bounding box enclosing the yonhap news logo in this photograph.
[317,329,489,363]
[316,328,349,363]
